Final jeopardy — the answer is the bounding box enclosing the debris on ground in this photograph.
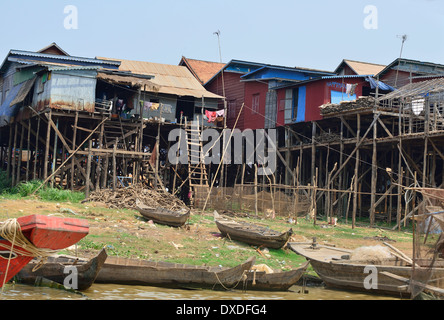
[83,185,188,211]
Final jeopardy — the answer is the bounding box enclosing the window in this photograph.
[284,89,293,123]
[252,94,260,114]
[331,90,356,104]
[228,100,236,118]
[292,88,299,121]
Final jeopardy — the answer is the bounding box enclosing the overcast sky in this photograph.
[1,0,443,72]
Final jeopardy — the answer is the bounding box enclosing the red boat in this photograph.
[0,214,89,288]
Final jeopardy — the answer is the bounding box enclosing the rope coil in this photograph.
[0,218,59,259]
[0,218,61,291]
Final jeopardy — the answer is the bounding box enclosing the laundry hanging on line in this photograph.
[205,109,225,123]
[140,101,172,113]
[205,110,217,123]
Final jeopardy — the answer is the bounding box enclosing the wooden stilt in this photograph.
[352,114,360,229]
[16,122,24,185]
[6,124,13,179]
[11,123,18,186]
[43,110,52,181]
[85,140,92,198]
[26,118,31,182]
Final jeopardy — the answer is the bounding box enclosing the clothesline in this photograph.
[205,109,225,123]
[139,101,173,113]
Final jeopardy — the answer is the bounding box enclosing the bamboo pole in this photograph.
[43,110,52,181]
[113,138,117,190]
[202,103,245,212]
[17,122,24,185]
[352,114,361,229]
[6,124,13,179]
[85,140,92,198]
[11,123,18,186]
[71,111,79,190]
[26,118,31,182]
[254,163,258,217]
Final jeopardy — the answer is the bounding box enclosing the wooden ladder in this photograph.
[184,117,209,206]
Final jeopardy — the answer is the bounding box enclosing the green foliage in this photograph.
[0,170,12,193]
[0,172,85,203]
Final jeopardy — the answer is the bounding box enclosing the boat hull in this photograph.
[288,242,444,297]
[0,240,33,287]
[95,256,255,290]
[215,219,292,249]
[137,205,190,228]
[16,249,107,291]
[0,215,89,288]
[243,262,309,291]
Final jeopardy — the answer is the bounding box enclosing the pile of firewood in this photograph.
[84,185,188,211]
[320,96,376,115]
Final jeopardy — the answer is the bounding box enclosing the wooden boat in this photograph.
[243,261,309,291]
[288,242,444,297]
[136,199,190,227]
[94,256,256,290]
[214,212,293,249]
[15,248,107,291]
[0,214,89,288]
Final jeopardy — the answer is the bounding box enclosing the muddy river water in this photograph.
[0,282,401,301]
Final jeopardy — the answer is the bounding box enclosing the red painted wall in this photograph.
[242,81,268,130]
[205,71,245,129]
[380,69,411,88]
[276,78,366,127]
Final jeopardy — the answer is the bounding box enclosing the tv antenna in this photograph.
[395,34,408,88]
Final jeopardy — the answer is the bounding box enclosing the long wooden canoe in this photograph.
[16,248,107,291]
[136,199,190,227]
[288,242,444,297]
[243,261,309,291]
[94,256,256,290]
[214,214,293,249]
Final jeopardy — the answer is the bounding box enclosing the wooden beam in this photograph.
[340,116,356,137]
[46,114,71,152]
[377,118,394,138]
[32,117,108,195]
[327,112,381,189]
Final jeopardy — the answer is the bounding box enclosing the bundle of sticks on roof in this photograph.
[84,185,188,211]
[320,96,376,115]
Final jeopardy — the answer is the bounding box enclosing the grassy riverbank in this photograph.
[0,185,415,275]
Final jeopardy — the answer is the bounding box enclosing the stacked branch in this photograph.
[320,96,376,116]
[84,185,187,211]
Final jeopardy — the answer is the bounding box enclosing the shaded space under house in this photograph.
[269,77,444,229]
[0,44,224,206]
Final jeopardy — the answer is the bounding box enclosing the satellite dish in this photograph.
[412,98,424,116]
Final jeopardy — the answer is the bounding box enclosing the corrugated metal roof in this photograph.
[322,75,372,79]
[10,50,121,66]
[98,57,223,99]
[97,72,159,92]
